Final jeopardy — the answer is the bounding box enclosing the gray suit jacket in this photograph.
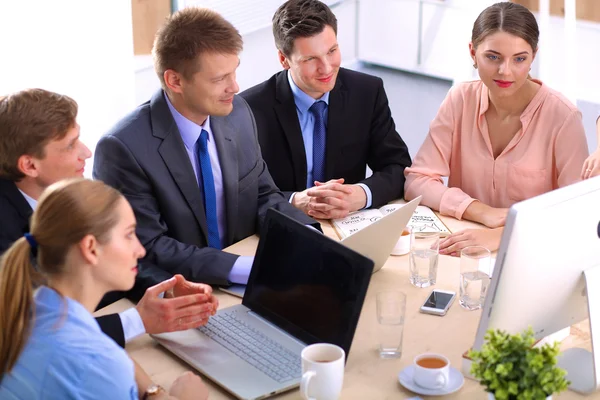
[93,90,318,285]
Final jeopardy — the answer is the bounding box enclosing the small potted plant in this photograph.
[468,328,570,400]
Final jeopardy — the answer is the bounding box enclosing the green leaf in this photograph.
[470,327,571,398]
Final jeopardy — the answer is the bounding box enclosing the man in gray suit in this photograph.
[94,7,318,286]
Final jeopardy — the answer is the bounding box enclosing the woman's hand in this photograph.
[463,201,508,228]
[439,228,503,256]
[581,148,600,180]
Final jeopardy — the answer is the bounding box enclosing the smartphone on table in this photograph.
[419,289,456,316]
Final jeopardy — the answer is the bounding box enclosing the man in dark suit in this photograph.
[240,0,412,220]
[0,89,217,348]
[93,7,318,287]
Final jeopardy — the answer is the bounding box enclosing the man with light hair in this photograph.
[94,7,319,287]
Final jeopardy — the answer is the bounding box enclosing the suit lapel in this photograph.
[150,90,209,239]
[210,116,238,246]
[275,71,308,191]
[0,179,33,221]
[325,72,347,180]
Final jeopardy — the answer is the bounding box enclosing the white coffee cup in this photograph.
[301,343,345,400]
[391,227,412,256]
[412,353,450,389]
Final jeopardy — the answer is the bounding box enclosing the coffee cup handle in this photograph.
[435,372,447,388]
[300,371,317,400]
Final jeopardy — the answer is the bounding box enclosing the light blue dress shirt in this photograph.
[16,189,146,341]
[0,286,138,399]
[287,71,372,208]
[165,94,253,284]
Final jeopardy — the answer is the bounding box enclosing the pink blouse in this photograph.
[404,80,589,220]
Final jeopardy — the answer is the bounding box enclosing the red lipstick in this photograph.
[494,80,513,88]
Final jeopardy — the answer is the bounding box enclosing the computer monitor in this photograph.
[473,176,600,393]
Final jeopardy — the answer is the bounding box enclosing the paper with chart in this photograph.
[333,203,451,239]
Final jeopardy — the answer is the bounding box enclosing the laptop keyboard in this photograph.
[199,312,302,383]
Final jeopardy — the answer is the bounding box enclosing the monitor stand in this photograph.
[558,264,600,394]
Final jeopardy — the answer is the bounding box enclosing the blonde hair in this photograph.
[0,179,123,378]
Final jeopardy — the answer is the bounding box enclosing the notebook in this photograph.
[152,208,374,400]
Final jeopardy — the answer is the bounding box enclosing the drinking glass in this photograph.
[376,291,406,358]
[409,232,440,288]
[459,246,491,310]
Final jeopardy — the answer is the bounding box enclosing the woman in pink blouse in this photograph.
[404,2,589,255]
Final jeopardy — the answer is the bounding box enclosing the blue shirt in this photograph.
[287,71,330,188]
[287,72,372,208]
[0,287,138,399]
[165,94,253,284]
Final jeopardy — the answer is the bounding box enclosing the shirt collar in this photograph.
[164,92,212,150]
[18,188,37,210]
[35,286,100,332]
[479,79,548,122]
[287,70,330,116]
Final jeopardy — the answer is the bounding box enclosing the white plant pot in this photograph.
[487,394,552,400]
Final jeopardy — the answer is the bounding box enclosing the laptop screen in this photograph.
[243,209,374,357]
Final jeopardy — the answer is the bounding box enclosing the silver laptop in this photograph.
[340,196,421,273]
[153,208,374,400]
[220,283,246,298]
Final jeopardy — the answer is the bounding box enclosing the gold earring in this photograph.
[473,63,478,69]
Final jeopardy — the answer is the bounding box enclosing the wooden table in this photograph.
[97,216,595,399]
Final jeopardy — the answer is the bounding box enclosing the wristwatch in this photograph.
[142,384,165,400]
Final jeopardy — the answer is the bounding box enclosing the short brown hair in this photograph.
[0,179,123,377]
[472,2,539,51]
[152,7,243,90]
[0,89,78,181]
[273,0,338,57]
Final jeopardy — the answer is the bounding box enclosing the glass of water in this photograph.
[409,232,440,288]
[459,246,491,310]
[376,291,406,358]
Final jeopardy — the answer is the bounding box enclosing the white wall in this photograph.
[536,16,600,105]
[238,0,358,91]
[358,0,495,83]
[135,0,359,99]
[357,0,600,106]
[0,0,136,176]
[0,0,357,160]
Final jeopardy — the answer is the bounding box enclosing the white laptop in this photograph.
[153,208,374,400]
[340,196,421,273]
[221,196,421,298]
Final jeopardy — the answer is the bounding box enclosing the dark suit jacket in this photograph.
[240,68,412,208]
[93,90,318,286]
[0,178,130,347]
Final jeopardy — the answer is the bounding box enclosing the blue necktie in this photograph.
[309,101,327,185]
[196,129,221,249]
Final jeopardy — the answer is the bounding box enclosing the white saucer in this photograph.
[398,365,465,396]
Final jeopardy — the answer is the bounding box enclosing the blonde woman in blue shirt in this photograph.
[0,179,208,400]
